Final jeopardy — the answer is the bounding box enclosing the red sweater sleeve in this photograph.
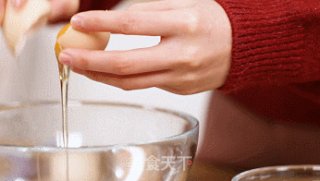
[79,0,122,11]
[216,0,320,93]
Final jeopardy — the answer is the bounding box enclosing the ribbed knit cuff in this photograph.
[216,0,320,93]
[79,0,120,12]
[79,0,92,12]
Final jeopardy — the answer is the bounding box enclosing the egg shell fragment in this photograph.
[3,0,51,55]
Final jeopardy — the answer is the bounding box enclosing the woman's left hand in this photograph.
[59,0,232,95]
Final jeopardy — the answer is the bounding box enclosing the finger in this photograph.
[128,0,176,11]
[71,10,189,36]
[10,0,27,10]
[0,0,5,25]
[59,46,177,75]
[73,67,171,90]
[127,0,177,11]
[159,86,198,95]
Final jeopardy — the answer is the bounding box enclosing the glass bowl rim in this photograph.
[232,165,320,181]
[0,100,199,151]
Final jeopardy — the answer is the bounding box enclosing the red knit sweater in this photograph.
[81,0,320,124]
[216,0,320,124]
[79,0,120,11]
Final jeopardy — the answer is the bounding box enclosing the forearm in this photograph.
[217,0,320,93]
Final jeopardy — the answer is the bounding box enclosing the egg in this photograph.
[54,23,110,76]
[55,23,110,60]
[2,0,51,55]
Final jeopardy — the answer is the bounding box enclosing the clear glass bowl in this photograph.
[0,101,199,181]
[232,165,320,181]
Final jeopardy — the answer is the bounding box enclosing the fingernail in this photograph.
[71,15,83,28]
[59,52,73,66]
[11,0,24,9]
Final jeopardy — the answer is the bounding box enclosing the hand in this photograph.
[0,0,80,24]
[59,0,232,95]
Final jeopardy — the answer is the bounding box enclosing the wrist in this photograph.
[212,1,233,88]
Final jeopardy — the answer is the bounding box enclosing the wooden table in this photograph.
[188,161,239,181]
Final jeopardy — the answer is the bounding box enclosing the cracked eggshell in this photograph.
[3,0,51,55]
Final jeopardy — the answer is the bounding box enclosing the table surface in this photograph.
[188,161,239,181]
